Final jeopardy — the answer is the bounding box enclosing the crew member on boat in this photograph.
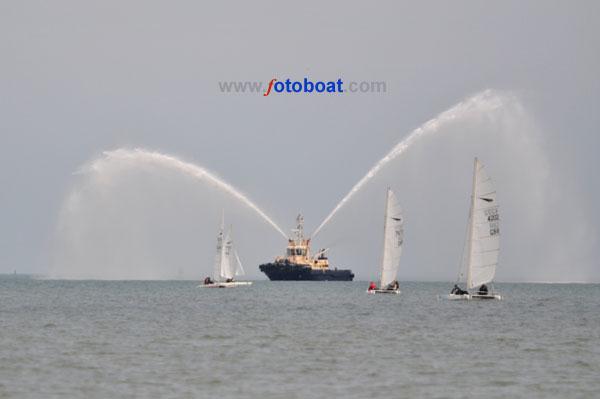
[204,277,214,285]
[478,284,488,295]
[450,284,468,295]
[368,281,377,291]
[386,280,399,291]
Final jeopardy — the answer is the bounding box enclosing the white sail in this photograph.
[456,210,471,284]
[466,158,500,289]
[220,229,234,280]
[379,188,404,289]
[213,214,225,281]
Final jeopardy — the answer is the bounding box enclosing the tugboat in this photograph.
[259,215,354,281]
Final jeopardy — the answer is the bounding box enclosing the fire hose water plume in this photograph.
[311,89,509,238]
[80,148,287,238]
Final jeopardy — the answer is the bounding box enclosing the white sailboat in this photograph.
[367,188,404,295]
[448,158,502,300]
[199,213,252,288]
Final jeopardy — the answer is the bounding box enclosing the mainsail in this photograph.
[213,213,243,281]
[220,229,234,280]
[379,188,404,289]
[466,158,500,289]
[213,216,225,281]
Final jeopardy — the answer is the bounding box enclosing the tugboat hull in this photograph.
[259,263,354,281]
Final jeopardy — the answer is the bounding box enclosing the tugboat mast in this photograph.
[291,214,307,243]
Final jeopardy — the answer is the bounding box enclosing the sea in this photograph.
[1,277,599,399]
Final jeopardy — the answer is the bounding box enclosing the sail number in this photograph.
[485,207,499,221]
[485,207,500,236]
[489,222,500,236]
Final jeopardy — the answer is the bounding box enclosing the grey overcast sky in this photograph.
[1,1,599,281]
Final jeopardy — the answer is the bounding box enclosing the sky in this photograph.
[0,1,599,281]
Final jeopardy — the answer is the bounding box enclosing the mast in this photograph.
[379,188,391,288]
[296,214,304,241]
[214,210,226,281]
[466,157,478,289]
[228,224,234,276]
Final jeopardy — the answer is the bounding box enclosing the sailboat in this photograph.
[199,213,252,288]
[367,188,404,295]
[448,158,502,300]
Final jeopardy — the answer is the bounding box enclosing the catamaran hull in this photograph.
[367,289,400,295]
[259,263,354,281]
[471,293,502,300]
[198,281,253,288]
[447,293,502,300]
[447,293,470,300]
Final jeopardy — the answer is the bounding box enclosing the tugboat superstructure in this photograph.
[259,215,354,281]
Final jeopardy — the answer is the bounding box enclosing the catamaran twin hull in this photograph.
[367,289,400,295]
[447,293,502,300]
[259,263,354,281]
[198,281,253,288]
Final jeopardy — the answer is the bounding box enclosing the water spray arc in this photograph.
[311,89,509,238]
[86,148,288,238]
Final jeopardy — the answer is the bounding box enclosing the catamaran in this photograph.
[367,188,404,294]
[199,214,252,288]
[448,158,502,300]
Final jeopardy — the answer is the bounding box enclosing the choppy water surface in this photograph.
[1,277,599,398]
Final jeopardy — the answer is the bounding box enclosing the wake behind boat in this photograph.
[199,212,252,289]
[367,188,404,295]
[447,158,502,300]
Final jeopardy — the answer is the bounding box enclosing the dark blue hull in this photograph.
[259,262,354,281]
